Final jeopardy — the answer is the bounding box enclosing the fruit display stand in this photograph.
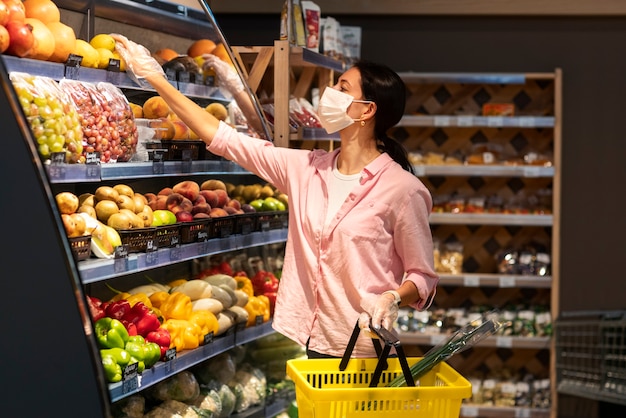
[0,1,293,417]
[232,40,344,149]
[392,71,562,418]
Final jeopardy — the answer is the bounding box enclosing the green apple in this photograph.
[249,199,264,212]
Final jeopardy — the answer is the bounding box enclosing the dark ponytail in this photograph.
[353,61,414,174]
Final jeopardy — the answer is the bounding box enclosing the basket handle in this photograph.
[340,321,415,387]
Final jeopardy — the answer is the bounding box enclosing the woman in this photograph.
[113,35,439,358]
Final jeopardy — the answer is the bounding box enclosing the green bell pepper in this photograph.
[101,354,123,383]
[100,347,131,367]
[128,356,145,374]
[95,317,130,349]
[125,335,161,369]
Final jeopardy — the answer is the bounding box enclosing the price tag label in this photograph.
[107,58,121,73]
[499,275,516,288]
[197,240,209,256]
[255,315,264,326]
[85,152,101,179]
[523,166,540,178]
[64,54,82,80]
[152,151,165,174]
[121,376,139,394]
[463,275,480,287]
[487,116,504,127]
[203,332,214,346]
[518,116,535,127]
[413,165,425,177]
[496,336,513,348]
[181,149,193,173]
[114,245,129,273]
[434,116,451,127]
[515,407,531,418]
[165,68,177,82]
[178,71,191,83]
[170,245,181,262]
[145,240,158,266]
[48,152,66,180]
[458,116,473,126]
[163,348,177,373]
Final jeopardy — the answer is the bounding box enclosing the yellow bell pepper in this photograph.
[160,291,193,321]
[167,278,188,288]
[125,293,152,308]
[162,318,201,352]
[109,291,131,302]
[244,295,271,327]
[188,310,219,343]
[149,291,170,309]
[235,275,254,298]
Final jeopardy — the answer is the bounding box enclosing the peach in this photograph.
[214,189,229,208]
[191,202,211,215]
[223,206,238,215]
[158,187,173,196]
[152,118,175,140]
[171,120,190,140]
[193,194,206,206]
[155,195,169,210]
[209,207,229,218]
[166,193,193,214]
[201,179,227,191]
[225,199,241,211]
[172,180,200,202]
[142,96,171,119]
[199,190,219,208]
[193,212,211,219]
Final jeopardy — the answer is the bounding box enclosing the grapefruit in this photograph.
[155,48,179,62]
[23,0,60,24]
[187,38,216,58]
[46,21,76,63]
[24,18,55,61]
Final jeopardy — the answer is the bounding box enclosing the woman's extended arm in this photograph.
[112,34,226,147]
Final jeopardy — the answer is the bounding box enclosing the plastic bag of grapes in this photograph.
[96,82,138,162]
[10,72,84,163]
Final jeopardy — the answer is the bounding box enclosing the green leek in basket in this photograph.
[387,311,508,387]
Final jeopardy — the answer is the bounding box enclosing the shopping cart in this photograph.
[286,321,472,418]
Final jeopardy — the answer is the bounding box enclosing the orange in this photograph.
[23,0,60,24]
[155,48,179,62]
[212,42,234,67]
[187,38,216,58]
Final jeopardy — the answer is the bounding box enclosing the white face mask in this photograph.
[317,88,372,134]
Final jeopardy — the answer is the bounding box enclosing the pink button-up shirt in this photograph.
[209,122,439,357]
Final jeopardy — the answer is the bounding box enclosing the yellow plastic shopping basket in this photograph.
[287,322,472,418]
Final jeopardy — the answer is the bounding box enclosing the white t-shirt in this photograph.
[325,155,361,225]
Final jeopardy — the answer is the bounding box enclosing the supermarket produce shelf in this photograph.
[412,164,555,178]
[399,333,552,350]
[45,160,252,183]
[460,405,550,418]
[429,213,553,226]
[397,114,555,128]
[79,229,288,283]
[438,273,552,288]
[109,320,275,402]
[397,72,529,85]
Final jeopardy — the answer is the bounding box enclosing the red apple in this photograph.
[0,1,10,26]
[175,210,194,222]
[5,20,34,57]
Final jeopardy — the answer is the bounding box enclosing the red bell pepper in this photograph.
[104,300,131,321]
[146,327,171,359]
[122,302,161,338]
[252,270,279,295]
[87,296,105,322]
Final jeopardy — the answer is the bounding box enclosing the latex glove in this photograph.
[110,33,165,87]
[201,53,244,95]
[359,293,400,334]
